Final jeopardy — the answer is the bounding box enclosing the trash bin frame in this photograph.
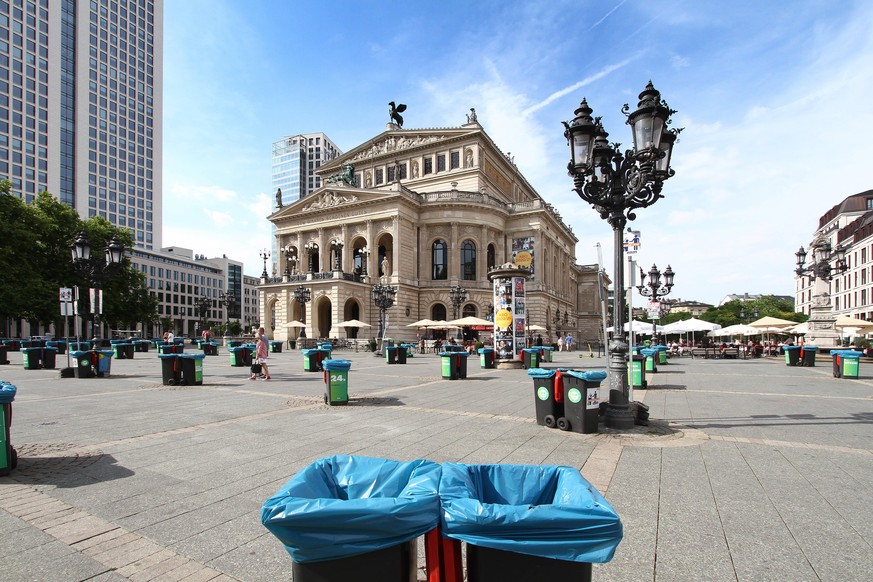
[562,370,606,435]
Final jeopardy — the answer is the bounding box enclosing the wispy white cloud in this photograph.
[522,56,641,116]
[588,0,628,31]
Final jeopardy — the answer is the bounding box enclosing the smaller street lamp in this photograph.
[359,245,371,277]
[637,263,675,340]
[739,307,759,324]
[259,248,271,279]
[795,240,847,282]
[197,295,212,334]
[70,231,125,339]
[283,245,298,281]
[218,290,237,333]
[449,285,468,339]
[305,241,319,273]
[331,240,344,271]
[372,283,397,355]
[293,286,312,340]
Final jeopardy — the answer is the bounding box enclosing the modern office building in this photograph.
[0,0,163,248]
[270,132,341,273]
[260,113,605,347]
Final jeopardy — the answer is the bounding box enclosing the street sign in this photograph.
[623,230,641,255]
[647,301,661,320]
[59,287,72,302]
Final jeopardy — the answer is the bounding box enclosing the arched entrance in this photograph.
[316,297,333,339]
[343,299,363,338]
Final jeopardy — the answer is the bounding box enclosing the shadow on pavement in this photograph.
[8,446,134,488]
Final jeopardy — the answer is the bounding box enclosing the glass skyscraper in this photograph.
[0,0,163,249]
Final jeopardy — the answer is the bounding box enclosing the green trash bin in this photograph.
[641,348,658,373]
[270,341,283,353]
[179,353,206,386]
[841,351,861,378]
[562,370,607,434]
[655,346,668,365]
[70,350,95,378]
[158,354,183,385]
[323,359,351,405]
[784,345,801,366]
[479,347,495,369]
[229,346,252,367]
[302,348,321,372]
[528,368,564,429]
[440,352,458,380]
[21,347,42,370]
[1,382,18,476]
[522,348,540,369]
[385,346,398,365]
[628,354,647,388]
[541,346,554,363]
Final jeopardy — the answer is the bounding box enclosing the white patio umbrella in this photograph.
[335,319,371,328]
[662,317,721,334]
[407,319,438,328]
[284,320,305,328]
[528,324,548,332]
[447,316,493,327]
[607,320,664,334]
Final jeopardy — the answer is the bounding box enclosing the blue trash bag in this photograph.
[261,455,441,563]
[439,463,623,563]
[0,382,16,403]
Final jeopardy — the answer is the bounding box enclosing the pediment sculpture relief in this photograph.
[349,135,446,162]
[302,191,359,211]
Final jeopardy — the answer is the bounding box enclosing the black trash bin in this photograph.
[1,382,17,476]
[270,341,283,353]
[562,370,607,434]
[70,350,95,378]
[21,347,42,370]
[0,345,8,365]
[261,455,441,582]
[395,346,407,364]
[528,368,564,429]
[302,348,322,372]
[439,463,623,582]
[158,353,183,385]
[179,353,205,385]
[800,346,818,367]
[41,346,58,369]
[479,348,494,369]
[521,348,540,369]
[628,353,647,388]
[385,346,398,364]
[440,352,458,380]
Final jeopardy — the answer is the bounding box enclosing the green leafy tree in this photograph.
[0,181,44,333]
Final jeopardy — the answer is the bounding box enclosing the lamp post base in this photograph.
[603,401,636,430]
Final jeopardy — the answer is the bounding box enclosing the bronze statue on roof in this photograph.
[389,101,407,127]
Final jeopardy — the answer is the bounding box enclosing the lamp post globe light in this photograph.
[449,285,468,339]
[330,240,344,271]
[359,245,370,277]
[283,245,299,282]
[305,242,319,273]
[70,231,125,339]
[637,263,675,340]
[372,283,397,355]
[795,235,848,347]
[564,81,680,430]
[739,307,759,324]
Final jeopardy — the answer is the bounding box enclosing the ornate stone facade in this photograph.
[260,121,606,344]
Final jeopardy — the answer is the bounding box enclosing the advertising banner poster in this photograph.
[512,237,535,274]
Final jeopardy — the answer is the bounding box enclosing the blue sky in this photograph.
[162,0,873,306]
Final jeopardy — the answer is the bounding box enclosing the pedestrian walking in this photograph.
[557,336,564,352]
[565,334,573,352]
[250,326,271,380]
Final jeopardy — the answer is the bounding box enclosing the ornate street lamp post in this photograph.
[739,307,759,324]
[359,245,370,277]
[795,236,848,347]
[637,263,675,340]
[259,248,271,280]
[564,81,679,429]
[197,295,212,335]
[449,285,468,340]
[70,231,125,339]
[218,290,237,334]
[372,283,397,355]
[293,286,312,341]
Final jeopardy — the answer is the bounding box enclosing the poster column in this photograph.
[489,263,531,366]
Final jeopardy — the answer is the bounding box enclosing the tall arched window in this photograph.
[432,304,447,321]
[462,304,476,317]
[461,240,476,281]
[432,239,448,280]
[487,244,496,271]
